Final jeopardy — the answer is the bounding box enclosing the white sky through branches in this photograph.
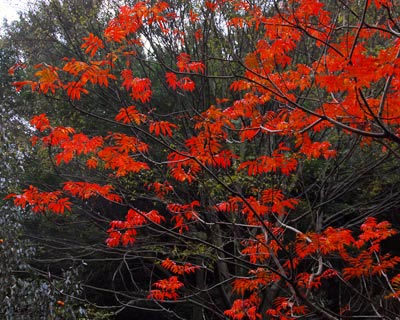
[0,0,29,22]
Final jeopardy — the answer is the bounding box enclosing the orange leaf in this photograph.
[81,33,104,57]
[149,121,178,137]
[115,105,146,125]
[8,61,26,75]
[64,82,88,100]
[165,72,178,90]
[148,276,184,301]
[30,114,51,132]
[178,77,195,91]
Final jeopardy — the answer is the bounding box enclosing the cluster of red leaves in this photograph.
[5,186,71,214]
[166,200,200,233]
[14,59,115,100]
[238,144,298,176]
[149,121,178,137]
[216,189,298,226]
[115,105,146,125]
[81,33,104,57]
[29,114,150,177]
[161,258,199,275]
[165,72,196,92]
[148,276,184,301]
[167,152,200,183]
[165,53,205,92]
[121,69,152,103]
[107,208,165,247]
[104,2,170,42]
[63,182,122,203]
[241,234,281,264]
[97,133,149,177]
[265,297,308,320]
[106,199,202,247]
[295,218,400,283]
[224,293,261,320]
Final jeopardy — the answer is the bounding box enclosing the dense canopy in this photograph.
[2,0,400,319]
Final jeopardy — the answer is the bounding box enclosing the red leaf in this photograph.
[30,114,51,132]
[148,276,184,301]
[165,72,178,90]
[115,105,146,125]
[149,121,178,137]
[81,33,104,57]
[178,77,195,91]
[8,61,26,75]
[64,82,89,100]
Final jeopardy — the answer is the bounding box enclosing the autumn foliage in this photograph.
[7,0,400,318]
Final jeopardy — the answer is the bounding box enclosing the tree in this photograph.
[0,44,86,319]
[6,0,400,318]
[1,2,119,318]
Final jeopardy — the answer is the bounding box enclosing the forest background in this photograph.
[2,0,400,319]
